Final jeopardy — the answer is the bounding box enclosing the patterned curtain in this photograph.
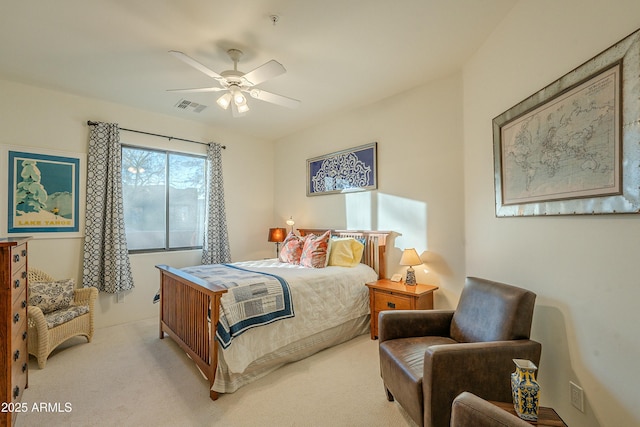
[82,122,134,293]
[202,143,231,265]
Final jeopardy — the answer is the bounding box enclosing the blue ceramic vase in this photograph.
[511,358,540,421]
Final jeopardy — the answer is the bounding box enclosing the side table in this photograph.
[365,279,438,339]
[489,401,568,426]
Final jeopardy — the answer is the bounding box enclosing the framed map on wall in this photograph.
[501,63,621,205]
[493,28,640,216]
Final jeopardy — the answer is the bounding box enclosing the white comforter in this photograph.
[219,259,377,374]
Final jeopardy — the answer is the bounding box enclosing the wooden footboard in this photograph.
[156,264,227,400]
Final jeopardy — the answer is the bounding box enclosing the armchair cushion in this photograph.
[29,278,76,314]
[43,305,90,329]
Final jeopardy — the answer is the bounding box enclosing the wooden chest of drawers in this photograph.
[365,279,438,339]
[1,238,30,427]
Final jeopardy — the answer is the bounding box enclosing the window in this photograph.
[121,146,206,252]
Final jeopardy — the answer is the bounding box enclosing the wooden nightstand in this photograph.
[365,279,439,339]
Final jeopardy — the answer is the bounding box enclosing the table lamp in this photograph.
[268,227,287,258]
[400,248,422,285]
[286,216,295,232]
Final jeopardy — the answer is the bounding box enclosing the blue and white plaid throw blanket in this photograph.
[180,264,294,349]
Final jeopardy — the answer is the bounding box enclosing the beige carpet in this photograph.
[16,317,416,427]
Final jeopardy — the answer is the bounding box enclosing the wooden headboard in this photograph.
[298,229,390,279]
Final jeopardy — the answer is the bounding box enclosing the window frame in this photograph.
[121,143,207,254]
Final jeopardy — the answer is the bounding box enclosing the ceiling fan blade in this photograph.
[243,60,286,86]
[169,50,222,79]
[249,89,301,109]
[166,87,225,93]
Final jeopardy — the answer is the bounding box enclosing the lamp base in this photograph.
[405,267,416,285]
[275,242,281,259]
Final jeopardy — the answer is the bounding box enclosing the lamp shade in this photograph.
[268,227,287,243]
[216,92,232,110]
[399,248,422,266]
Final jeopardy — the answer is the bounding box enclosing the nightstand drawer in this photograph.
[374,292,412,311]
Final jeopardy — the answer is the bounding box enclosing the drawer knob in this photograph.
[13,349,20,361]
[14,279,21,288]
[22,363,28,373]
[13,386,20,399]
[13,254,20,262]
[22,299,27,308]
[21,249,27,257]
[22,331,28,341]
[387,302,396,309]
[13,313,20,323]
[22,270,27,279]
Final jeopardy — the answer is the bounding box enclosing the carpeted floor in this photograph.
[16,317,416,427]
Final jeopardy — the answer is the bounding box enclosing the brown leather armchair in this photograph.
[451,392,531,427]
[378,277,542,427]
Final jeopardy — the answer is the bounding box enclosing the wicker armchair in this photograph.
[27,268,98,368]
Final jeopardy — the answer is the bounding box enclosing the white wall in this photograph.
[274,73,466,310]
[463,1,640,426]
[0,79,275,328]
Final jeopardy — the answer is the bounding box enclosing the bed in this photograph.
[155,229,390,400]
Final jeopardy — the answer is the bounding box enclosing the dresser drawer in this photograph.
[11,264,28,304]
[11,294,28,340]
[11,337,28,403]
[374,291,412,311]
[11,243,28,270]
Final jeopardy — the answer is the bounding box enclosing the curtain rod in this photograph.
[86,121,226,149]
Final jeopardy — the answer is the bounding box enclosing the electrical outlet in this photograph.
[570,381,584,412]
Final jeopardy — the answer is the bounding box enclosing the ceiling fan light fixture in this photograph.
[230,87,245,105]
[237,103,250,113]
[216,92,232,109]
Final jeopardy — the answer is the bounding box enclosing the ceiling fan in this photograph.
[168,49,301,117]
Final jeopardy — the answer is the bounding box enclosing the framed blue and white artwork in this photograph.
[306,142,377,196]
[1,145,84,237]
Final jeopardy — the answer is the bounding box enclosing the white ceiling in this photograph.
[0,0,516,140]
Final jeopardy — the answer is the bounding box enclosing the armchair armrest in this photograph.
[27,305,50,348]
[451,392,531,427]
[73,287,98,308]
[378,309,454,342]
[423,339,542,427]
[27,305,46,326]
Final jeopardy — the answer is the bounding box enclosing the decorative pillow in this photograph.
[328,238,365,267]
[300,230,331,268]
[29,279,75,314]
[278,231,305,264]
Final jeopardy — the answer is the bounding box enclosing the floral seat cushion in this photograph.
[43,305,89,329]
[29,279,75,314]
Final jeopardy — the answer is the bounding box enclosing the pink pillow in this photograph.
[279,231,305,264]
[300,230,331,268]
